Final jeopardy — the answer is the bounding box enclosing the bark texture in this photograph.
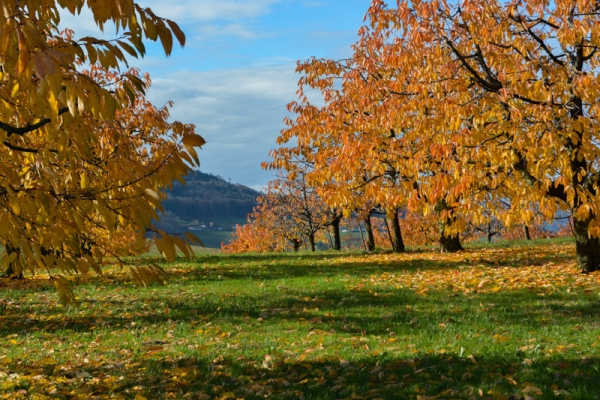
[389,210,405,253]
[364,215,375,251]
[573,216,600,272]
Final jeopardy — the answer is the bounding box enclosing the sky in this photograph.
[60,1,372,191]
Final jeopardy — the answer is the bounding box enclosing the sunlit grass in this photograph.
[0,238,598,399]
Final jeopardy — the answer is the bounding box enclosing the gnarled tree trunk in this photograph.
[573,216,600,272]
[389,209,405,253]
[436,200,463,253]
[439,230,463,253]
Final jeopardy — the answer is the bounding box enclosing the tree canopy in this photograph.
[0,1,205,293]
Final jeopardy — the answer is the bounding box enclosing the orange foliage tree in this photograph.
[270,17,480,253]
[362,0,600,271]
[222,222,288,253]
[0,1,204,295]
[225,173,331,253]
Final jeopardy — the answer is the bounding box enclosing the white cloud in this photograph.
[140,0,280,22]
[196,23,269,40]
[57,0,280,44]
[146,64,302,188]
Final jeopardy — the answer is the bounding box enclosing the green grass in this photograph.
[0,239,599,399]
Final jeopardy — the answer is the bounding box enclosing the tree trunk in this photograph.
[384,217,395,251]
[389,210,405,253]
[331,217,341,250]
[436,200,463,253]
[308,233,316,252]
[573,216,600,272]
[292,239,302,252]
[326,228,334,249]
[364,215,375,251]
[439,230,463,252]
[524,225,531,240]
[357,220,367,251]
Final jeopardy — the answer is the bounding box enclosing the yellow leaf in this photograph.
[521,384,543,395]
[156,19,173,56]
[185,231,204,247]
[48,90,58,117]
[16,28,29,75]
[144,188,160,201]
[182,133,206,148]
[166,19,186,46]
[11,82,19,98]
[11,201,21,216]
[80,172,89,190]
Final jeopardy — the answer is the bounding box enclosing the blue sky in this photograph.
[61,1,371,190]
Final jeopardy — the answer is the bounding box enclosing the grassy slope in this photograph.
[1,238,599,399]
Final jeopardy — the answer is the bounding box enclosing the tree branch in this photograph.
[0,107,70,136]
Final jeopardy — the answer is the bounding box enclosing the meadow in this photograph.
[0,238,599,399]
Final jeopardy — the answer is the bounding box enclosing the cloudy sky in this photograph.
[62,1,371,190]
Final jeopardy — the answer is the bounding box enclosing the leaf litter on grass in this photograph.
[0,241,599,399]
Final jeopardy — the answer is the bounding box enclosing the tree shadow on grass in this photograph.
[1,249,466,289]
[1,284,599,339]
[4,351,599,399]
[165,257,467,283]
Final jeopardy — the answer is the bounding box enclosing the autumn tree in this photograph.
[364,0,600,271]
[401,211,439,247]
[0,1,205,288]
[265,147,353,251]
[269,53,416,253]
[272,38,481,252]
[263,173,331,251]
[222,222,289,253]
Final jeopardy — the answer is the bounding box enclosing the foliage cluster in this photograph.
[0,0,205,293]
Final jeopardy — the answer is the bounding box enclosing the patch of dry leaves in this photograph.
[348,244,599,295]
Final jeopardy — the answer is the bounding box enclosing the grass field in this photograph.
[1,238,599,399]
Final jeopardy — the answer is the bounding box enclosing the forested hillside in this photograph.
[162,171,261,220]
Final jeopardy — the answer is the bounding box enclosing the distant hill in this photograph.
[163,170,261,220]
[153,171,261,247]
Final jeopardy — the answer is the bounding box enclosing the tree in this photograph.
[262,174,329,252]
[271,55,414,253]
[364,0,600,271]
[222,222,288,253]
[0,1,205,290]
